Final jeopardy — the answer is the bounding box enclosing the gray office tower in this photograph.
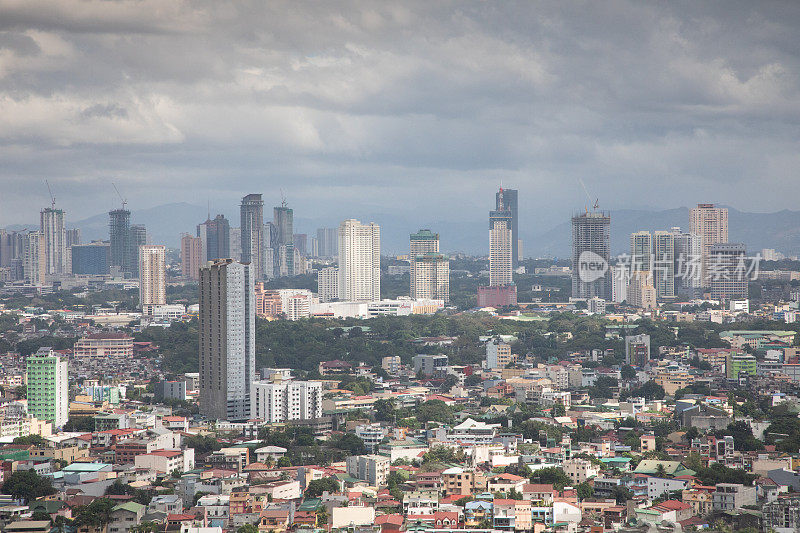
[0,230,25,268]
[273,203,294,277]
[199,258,255,421]
[571,211,611,300]
[317,227,338,258]
[495,188,520,266]
[198,214,230,261]
[129,224,147,277]
[109,208,131,273]
[71,242,110,275]
[240,194,264,279]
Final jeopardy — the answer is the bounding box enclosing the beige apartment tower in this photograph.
[338,219,380,301]
[410,230,449,302]
[181,233,203,281]
[690,203,729,285]
[139,245,166,315]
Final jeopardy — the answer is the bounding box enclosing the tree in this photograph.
[416,400,454,424]
[374,399,396,422]
[2,470,56,502]
[73,498,115,527]
[552,404,566,417]
[12,434,46,446]
[621,365,636,381]
[63,416,94,432]
[236,525,259,533]
[576,482,593,500]
[529,467,572,490]
[305,477,339,497]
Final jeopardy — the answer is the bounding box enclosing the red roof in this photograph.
[657,500,691,511]
[148,450,182,458]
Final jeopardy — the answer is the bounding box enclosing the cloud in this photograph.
[0,0,799,242]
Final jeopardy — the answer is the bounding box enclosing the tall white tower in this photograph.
[139,245,166,315]
[338,219,380,301]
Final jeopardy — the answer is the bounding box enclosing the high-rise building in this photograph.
[495,188,520,266]
[317,266,339,302]
[630,231,652,273]
[410,230,449,302]
[229,227,242,261]
[251,380,323,423]
[653,231,675,299]
[199,258,255,421]
[71,242,110,275]
[308,236,319,258]
[627,271,657,310]
[109,208,131,274]
[40,207,67,277]
[671,227,703,294]
[338,219,380,301]
[26,347,68,428]
[198,214,230,262]
[293,234,307,255]
[572,211,611,300]
[66,228,81,248]
[0,230,25,268]
[240,194,264,279]
[489,201,513,287]
[611,264,629,304]
[690,203,729,285]
[708,243,748,301]
[129,224,147,277]
[317,227,338,258]
[181,233,202,281]
[139,245,166,315]
[23,231,46,286]
[273,203,294,277]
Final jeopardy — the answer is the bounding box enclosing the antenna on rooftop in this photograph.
[45,180,56,209]
[280,188,287,208]
[112,182,127,210]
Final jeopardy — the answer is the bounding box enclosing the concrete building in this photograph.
[708,243,748,300]
[23,231,46,286]
[274,289,313,320]
[572,210,611,300]
[129,224,147,277]
[251,380,322,424]
[562,457,599,484]
[413,354,448,376]
[496,188,520,267]
[272,203,294,277]
[486,338,514,370]
[690,203,729,286]
[671,228,703,294]
[630,231,652,273]
[317,266,339,302]
[199,259,255,421]
[240,194,264,279]
[139,245,166,316]
[381,356,401,375]
[74,333,134,357]
[489,192,513,287]
[71,242,110,275]
[625,334,650,367]
[346,454,389,487]
[26,348,68,428]
[712,483,756,512]
[316,227,338,258]
[653,231,675,299]
[109,207,131,274]
[627,271,657,310]
[40,206,67,277]
[410,230,449,302]
[181,233,203,281]
[338,219,380,301]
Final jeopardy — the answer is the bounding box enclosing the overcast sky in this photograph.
[1,1,799,229]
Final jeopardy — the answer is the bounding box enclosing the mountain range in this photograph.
[5,203,800,258]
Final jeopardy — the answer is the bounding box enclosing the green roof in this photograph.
[113,502,146,513]
[298,498,321,512]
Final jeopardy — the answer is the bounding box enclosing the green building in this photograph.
[726,353,757,380]
[26,348,68,428]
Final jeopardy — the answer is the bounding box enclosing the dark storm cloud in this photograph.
[0,0,799,231]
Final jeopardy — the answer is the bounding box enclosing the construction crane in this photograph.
[579,178,599,214]
[112,182,127,210]
[45,179,56,209]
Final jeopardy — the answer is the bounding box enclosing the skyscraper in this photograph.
[317,266,339,302]
[317,227,338,257]
[199,258,255,421]
[181,233,202,281]
[708,243,748,301]
[671,227,703,294]
[689,203,729,286]
[26,347,68,428]
[71,242,110,275]
[653,231,675,299]
[338,219,380,301]
[410,230,450,302]
[495,188,520,266]
[23,231,46,286]
[109,208,131,273]
[40,206,66,277]
[489,198,513,287]
[571,211,611,300]
[240,194,264,279]
[197,214,230,262]
[630,231,652,273]
[129,224,147,277]
[273,203,294,277]
[139,245,166,315]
